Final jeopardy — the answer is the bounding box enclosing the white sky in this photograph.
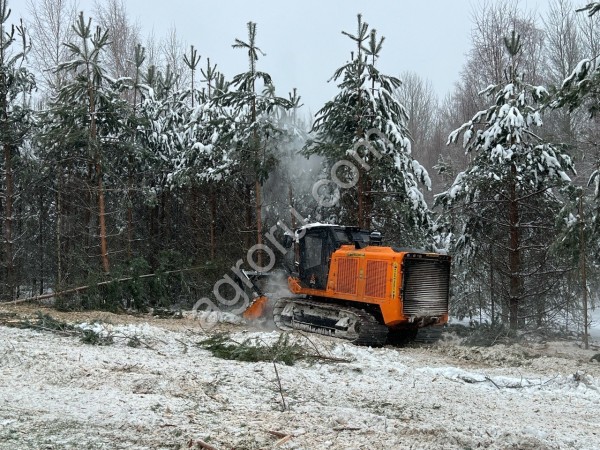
[10,0,551,112]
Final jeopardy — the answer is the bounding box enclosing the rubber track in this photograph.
[273,297,388,347]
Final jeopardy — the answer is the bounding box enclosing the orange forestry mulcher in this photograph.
[244,224,451,346]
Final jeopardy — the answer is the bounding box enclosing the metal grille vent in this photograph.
[402,257,450,316]
[336,258,358,294]
[365,260,387,298]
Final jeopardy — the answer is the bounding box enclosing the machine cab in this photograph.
[294,224,378,290]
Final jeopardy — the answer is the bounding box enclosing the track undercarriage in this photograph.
[273,297,388,346]
[272,297,444,346]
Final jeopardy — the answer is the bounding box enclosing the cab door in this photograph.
[299,229,330,290]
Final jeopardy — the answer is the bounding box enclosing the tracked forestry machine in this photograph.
[244,224,451,346]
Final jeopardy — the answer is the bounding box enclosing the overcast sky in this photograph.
[10,0,550,112]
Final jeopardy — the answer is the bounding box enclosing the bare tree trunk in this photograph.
[97,162,110,273]
[357,172,364,228]
[364,175,372,230]
[579,193,588,349]
[289,185,295,229]
[255,179,263,265]
[160,189,169,244]
[508,165,520,330]
[251,92,262,266]
[1,20,13,299]
[3,141,14,299]
[210,186,216,260]
[490,251,495,325]
[56,174,62,288]
[88,80,109,273]
[245,183,252,252]
[38,192,44,295]
[127,156,133,260]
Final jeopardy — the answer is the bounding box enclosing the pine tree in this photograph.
[220,21,292,263]
[183,44,200,107]
[48,12,132,275]
[436,32,574,329]
[305,15,431,242]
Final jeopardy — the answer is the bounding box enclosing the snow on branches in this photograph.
[439,79,573,206]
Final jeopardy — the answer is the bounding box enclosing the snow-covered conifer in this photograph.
[305,15,431,244]
[217,22,293,257]
[47,12,132,274]
[436,32,574,329]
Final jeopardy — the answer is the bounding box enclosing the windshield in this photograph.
[333,228,371,245]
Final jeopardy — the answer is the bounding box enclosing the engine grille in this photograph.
[336,258,358,294]
[365,260,387,298]
[402,255,450,316]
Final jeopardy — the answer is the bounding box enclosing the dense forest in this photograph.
[1,0,600,340]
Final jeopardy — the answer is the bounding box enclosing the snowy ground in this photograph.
[1,305,600,450]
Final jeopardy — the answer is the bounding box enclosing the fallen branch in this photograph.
[542,374,559,385]
[175,338,189,354]
[333,426,362,431]
[484,376,501,390]
[109,333,168,355]
[273,361,287,411]
[10,265,208,304]
[266,429,294,446]
[267,430,290,438]
[297,331,322,357]
[191,439,219,450]
[198,332,350,365]
[274,435,292,446]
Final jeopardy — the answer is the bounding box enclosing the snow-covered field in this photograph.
[1,306,600,450]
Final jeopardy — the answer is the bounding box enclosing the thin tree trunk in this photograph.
[94,162,109,274]
[127,156,133,260]
[245,183,252,252]
[149,202,159,266]
[56,174,62,288]
[289,185,295,229]
[88,79,109,274]
[255,179,263,265]
[84,162,93,252]
[3,141,14,299]
[508,165,520,330]
[210,186,216,260]
[490,251,494,325]
[97,161,109,273]
[364,175,372,230]
[161,189,170,245]
[39,192,44,295]
[579,193,588,349]
[357,172,364,228]
[251,89,262,266]
[0,9,14,300]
